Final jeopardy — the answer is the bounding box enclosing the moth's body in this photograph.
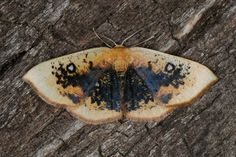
[23,46,218,124]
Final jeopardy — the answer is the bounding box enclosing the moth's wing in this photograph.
[130,47,218,107]
[124,67,174,121]
[23,47,122,124]
[125,106,174,122]
[66,105,122,125]
[67,68,123,124]
[124,47,218,121]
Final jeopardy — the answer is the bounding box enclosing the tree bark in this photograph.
[0,0,235,156]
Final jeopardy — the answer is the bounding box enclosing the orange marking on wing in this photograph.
[153,74,197,106]
[65,86,84,97]
[76,47,154,73]
[57,85,85,103]
[84,97,107,110]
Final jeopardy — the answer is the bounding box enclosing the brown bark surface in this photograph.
[0,0,236,156]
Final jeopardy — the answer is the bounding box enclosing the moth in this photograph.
[23,29,218,124]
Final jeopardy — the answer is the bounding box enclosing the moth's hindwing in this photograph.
[23,47,122,124]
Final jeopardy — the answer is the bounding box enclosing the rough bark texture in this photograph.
[0,0,236,157]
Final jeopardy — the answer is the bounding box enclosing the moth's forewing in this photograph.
[124,47,217,121]
[23,47,123,124]
[130,47,218,107]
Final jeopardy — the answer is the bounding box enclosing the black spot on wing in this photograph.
[66,63,76,73]
[160,93,172,104]
[164,62,175,72]
[67,93,80,104]
[88,61,93,69]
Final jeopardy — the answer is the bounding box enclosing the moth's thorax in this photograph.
[110,47,131,72]
[113,58,128,72]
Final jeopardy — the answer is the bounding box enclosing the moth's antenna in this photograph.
[132,35,155,47]
[93,28,117,47]
[93,28,112,48]
[121,29,142,45]
[121,22,156,46]
[101,34,118,47]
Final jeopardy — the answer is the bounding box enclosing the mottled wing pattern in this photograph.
[67,68,122,124]
[125,47,218,121]
[123,66,174,121]
[23,47,122,124]
[124,67,154,111]
[87,68,121,111]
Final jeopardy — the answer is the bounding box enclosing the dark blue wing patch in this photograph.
[52,62,121,111]
[88,69,121,111]
[124,62,189,110]
[52,61,189,111]
[124,67,154,111]
[135,62,187,93]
